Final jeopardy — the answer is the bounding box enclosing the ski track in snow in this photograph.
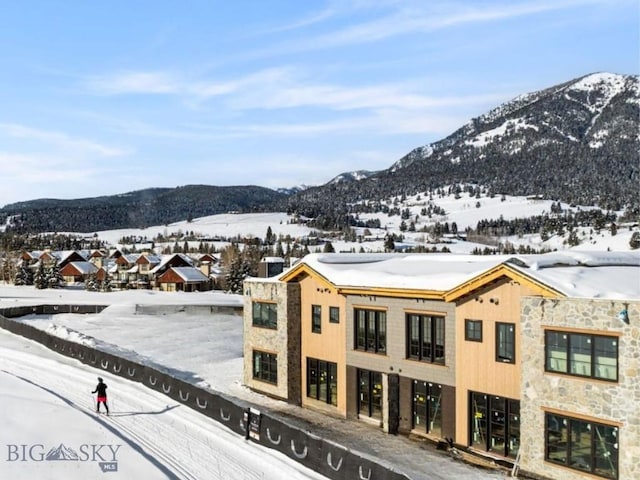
[0,344,325,480]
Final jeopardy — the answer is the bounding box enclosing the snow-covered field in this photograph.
[88,192,638,255]
[0,327,327,480]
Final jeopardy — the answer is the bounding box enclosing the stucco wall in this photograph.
[520,297,640,480]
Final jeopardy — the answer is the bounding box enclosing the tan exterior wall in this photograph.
[243,279,301,403]
[520,297,640,480]
[454,278,541,446]
[299,275,347,416]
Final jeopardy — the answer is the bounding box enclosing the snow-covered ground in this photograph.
[0,286,504,480]
[0,327,327,480]
[83,191,638,255]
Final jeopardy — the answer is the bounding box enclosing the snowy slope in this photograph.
[0,328,327,480]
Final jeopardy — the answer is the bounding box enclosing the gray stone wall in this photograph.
[243,279,300,402]
[520,297,640,480]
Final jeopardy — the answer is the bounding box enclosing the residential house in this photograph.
[59,261,98,284]
[156,266,211,292]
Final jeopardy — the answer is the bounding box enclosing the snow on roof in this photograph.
[170,267,209,283]
[261,256,285,263]
[285,251,640,300]
[126,264,139,273]
[506,251,640,299]
[285,252,507,291]
[150,254,194,274]
[67,261,98,275]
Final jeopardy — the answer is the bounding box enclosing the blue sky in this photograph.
[0,0,638,207]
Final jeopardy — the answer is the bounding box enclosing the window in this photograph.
[329,306,340,324]
[311,305,322,333]
[358,369,382,419]
[412,381,443,437]
[545,413,618,479]
[470,392,520,458]
[354,309,387,354]
[306,358,337,406]
[252,302,277,329]
[545,331,618,381]
[406,314,445,364]
[252,350,277,384]
[496,323,515,363]
[465,319,483,342]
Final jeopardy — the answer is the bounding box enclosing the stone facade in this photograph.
[243,278,301,403]
[520,297,640,480]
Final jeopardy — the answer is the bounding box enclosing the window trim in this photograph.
[354,308,387,354]
[252,350,277,384]
[406,313,446,364]
[544,330,618,382]
[311,305,322,333]
[544,412,619,479]
[465,319,483,342]
[329,306,340,324]
[252,301,277,329]
[495,322,516,364]
[306,357,337,406]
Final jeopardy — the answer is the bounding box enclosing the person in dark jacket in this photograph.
[92,377,109,414]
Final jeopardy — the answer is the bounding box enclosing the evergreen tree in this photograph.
[85,272,99,291]
[14,261,34,286]
[34,262,47,289]
[384,234,395,252]
[323,241,335,253]
[630,231,640,250]
[225,257,251,294]
[46,261,63,288]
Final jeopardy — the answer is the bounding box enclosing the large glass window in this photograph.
[470,392,520,458]
[465,319,483,342]
[545,331,618,381]
[311,305,322,333]
[496,323,515,363]
[412,381,443,437]
[545,413,618,479]
[354,309,386,354]
[252,302,277,329]
[252,350,277,384]
[358,369,382,420]
[406,314,445,364]
[306,358,337,406]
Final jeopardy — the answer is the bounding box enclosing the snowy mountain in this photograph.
[388,72,639,208]
[289,72,639,224]
[328,170,377,184]
[1,72,637,234]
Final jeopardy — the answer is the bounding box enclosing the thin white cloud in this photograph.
[85,66,507,116]
[87,71,179,95]
[261,0,622,52]
[0,123,127,157]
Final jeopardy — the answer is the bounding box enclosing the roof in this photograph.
[150,254,194,274]
[279,251,640,301]
[63,261,98,275]
[169,267,209,283]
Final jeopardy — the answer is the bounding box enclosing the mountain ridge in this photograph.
[1,71,638,233]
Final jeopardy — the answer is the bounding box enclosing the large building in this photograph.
[243,251,640,479]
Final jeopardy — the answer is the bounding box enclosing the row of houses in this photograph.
[243,251,640,480]
[19,249,221,292]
